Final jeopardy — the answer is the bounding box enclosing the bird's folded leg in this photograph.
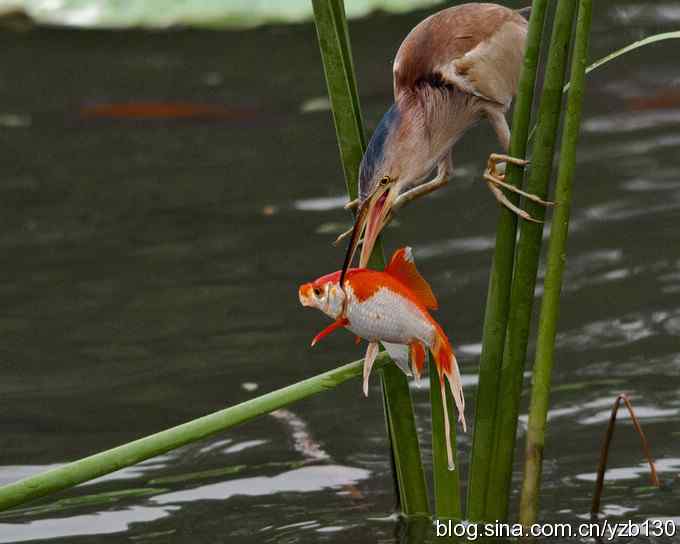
[311,317,348,347]
[393,156,452,213]
[363,342,380,397]
[392,172,448,213]
[484,153,554,222]
[333,227,362,247]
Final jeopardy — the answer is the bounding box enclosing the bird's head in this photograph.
[341,101,432,282]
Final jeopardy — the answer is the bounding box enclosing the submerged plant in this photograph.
[590,394,660,521]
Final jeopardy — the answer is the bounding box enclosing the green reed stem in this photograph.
[0,355,389,512]
[485,0,578,521]
[430,370,461,519]
[312,0,429,517]
[466,0,548,521]
[519,0,592,526]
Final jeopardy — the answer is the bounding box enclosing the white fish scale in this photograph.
[346,287,434,345]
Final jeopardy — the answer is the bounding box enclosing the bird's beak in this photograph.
[360,184,395,267]
[340,183,395,283]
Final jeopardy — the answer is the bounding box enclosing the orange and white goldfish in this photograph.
[299,247,465,469]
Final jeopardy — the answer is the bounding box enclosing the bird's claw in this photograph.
[333,227,352,246]
[483,152,554,221]
[333,227,363,248]
[344,198,359,211]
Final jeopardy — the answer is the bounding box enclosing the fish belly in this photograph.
[346,287,434,345]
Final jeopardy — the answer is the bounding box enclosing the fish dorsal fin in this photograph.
[385,247,438,310]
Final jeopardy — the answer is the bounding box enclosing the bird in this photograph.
[339,3,552,275]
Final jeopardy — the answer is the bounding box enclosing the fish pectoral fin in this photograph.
[363,342,380,397]
[311,317,349,347]
[381,341,412,377]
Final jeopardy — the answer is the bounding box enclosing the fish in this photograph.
[298,246,465,469]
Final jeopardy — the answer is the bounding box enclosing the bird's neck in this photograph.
[402,86,484,157]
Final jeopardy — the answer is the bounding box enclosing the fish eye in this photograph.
[313,287,322,297]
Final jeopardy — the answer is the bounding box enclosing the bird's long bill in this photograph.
[339,199,369,287]
[340,186,393,284]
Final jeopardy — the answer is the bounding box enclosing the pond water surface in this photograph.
[0,1,679,542]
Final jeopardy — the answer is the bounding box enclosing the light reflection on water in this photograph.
[1,0,680,542]
[151,465,371,505]
[0,506,175,543]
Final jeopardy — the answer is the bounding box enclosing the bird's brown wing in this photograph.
[393,3,528,107]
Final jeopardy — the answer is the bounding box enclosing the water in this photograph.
[1,1,679,542]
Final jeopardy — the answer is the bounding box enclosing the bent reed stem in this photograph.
[0,355,388,512]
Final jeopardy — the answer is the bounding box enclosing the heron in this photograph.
[339,2,552,282]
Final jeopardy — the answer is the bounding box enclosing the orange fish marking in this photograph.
[310,251,437,311]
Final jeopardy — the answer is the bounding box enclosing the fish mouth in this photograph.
[340,184,393,284]
[298,283,314,307]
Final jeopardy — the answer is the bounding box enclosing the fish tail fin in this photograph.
[430,324,466,470]
[432,325,466,431]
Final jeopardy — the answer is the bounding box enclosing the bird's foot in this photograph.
[345,198,359,211]
[333,226,353,246]
[484,152,554,222]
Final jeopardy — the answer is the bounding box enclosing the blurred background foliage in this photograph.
[0,0,441,29]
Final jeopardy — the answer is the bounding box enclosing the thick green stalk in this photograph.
[382,364,430,517]
[485,0,578,521]
[466,0,548,521]
[430,370,461,519]
[311,0,365,197]
[312,0,429,517]
[0,355,389,512]
[519,0,592,526]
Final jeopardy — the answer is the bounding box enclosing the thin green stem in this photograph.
[0,355,389,512]
[430,369,461,519]
[382,364,430,517]
[485,0,578,521]
[312,0,430,517]
[466,0,548,521]
[519,0,592,526]
[311,0,365,199]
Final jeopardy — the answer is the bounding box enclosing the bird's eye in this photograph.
[380,176,390,186]
[313,287,322,297]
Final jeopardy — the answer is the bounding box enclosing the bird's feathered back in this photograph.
[393,3,528,107]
